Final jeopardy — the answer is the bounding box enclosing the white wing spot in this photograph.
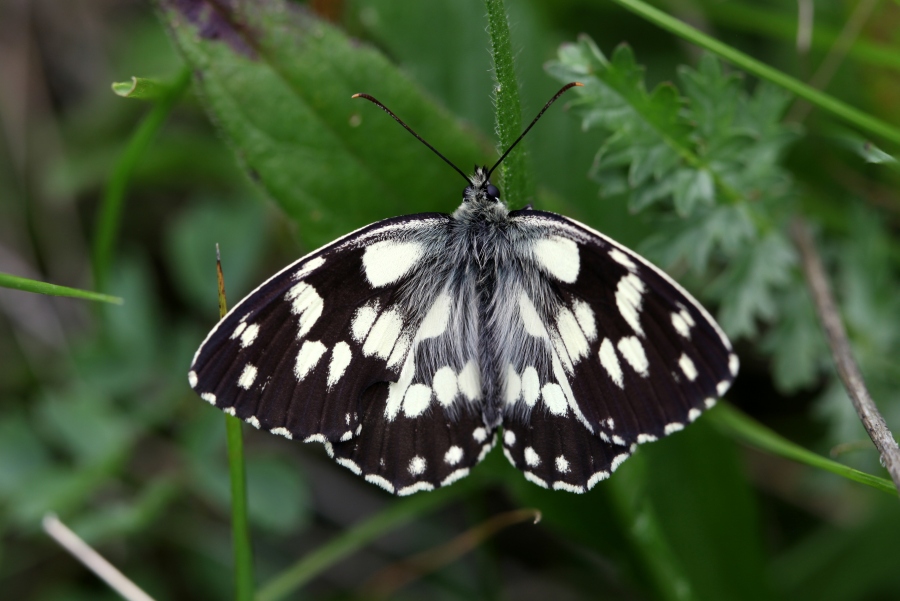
[572,300,597,341]
[231,321,247,340]
[351,302,379,342]
[224,407,236,416]
[615,274,645,336]
[503,430,516,446]
[521,366,540,407]
[336,457,361,475]
[285,282,324,339]
[201,392,216,404]
[555,455,570,473]
[518,293,549,338]
[365,474,394,494]
[403,384,432,417]
[398,482,434,496]
[609,248,637,272]
[534,236,580,283]
[294,340,327,381]
[679,354,698,381]
[607,418,615,429]
[729,353,740,376]
[433,366,458,406]
[188,371,198,388]
[618,336,649,377]
[557,307,589,363]
[671,311,691,338]
[363,307,403,359]
[246,416,260,429]
[612,435,626,446]
[688,408,702,422]
[541,383,568,416]
[664,422,684,435]
[552,481,584,493]
[458,360,481,401]
[707,395,720,408]
[327,342,352,388]
[271,427,292,440]
[444,446,463,465]
[473,427,487,443]
[611,454,629,472]
[294,256,325,279]
[524,447,541,467]
[238,363,258,389]
[524,471,549,489]
[408,455,426,476]
[340,430,352,442]
[304,434,326,443]
[598,338,624,388]
[416,291,452,339]
[504,364,522,405]
[716,379,731,396]
[239,323,260,348]
[387,332,411,369]
[587,471,610,489]
[362,240,423,287]
[637,433,658,443]
[442,468,469,487]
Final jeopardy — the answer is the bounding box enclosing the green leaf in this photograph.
[707,231,796,339]
[158,0,486,249]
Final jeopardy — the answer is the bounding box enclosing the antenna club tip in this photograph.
[573,82,584,87]
[351,93,361,99]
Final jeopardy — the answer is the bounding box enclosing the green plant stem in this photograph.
[92,67,191,292]
[608,456,696,601]
[0,272,123,305]
[709,403,895,495]
[256,478,477,601]
[226,415,254,600]
[484,0,530,204]
[607,0,900,146]
[217,250,255,600]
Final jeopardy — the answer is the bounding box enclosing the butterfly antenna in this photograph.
[352,93,473,186]
[488,82,583,179]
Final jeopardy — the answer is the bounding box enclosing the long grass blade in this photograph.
[607,0,900,146]
[0,272,123,305]
[710,403,895,495]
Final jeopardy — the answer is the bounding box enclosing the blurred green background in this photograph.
[1,0,899,599]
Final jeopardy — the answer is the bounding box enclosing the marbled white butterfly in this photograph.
[189,83,738,495]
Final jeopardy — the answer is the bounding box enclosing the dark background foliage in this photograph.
[1,0,899,599]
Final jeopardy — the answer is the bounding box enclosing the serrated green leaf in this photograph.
[672,168,714,216]
[708,231,796,339]
[157,0,486,249]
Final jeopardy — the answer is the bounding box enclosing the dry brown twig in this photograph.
[791,218,900,496]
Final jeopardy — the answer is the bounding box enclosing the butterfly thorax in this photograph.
[452,166,509,225]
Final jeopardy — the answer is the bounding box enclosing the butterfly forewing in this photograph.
[500,211,737,447]
[190,214,450,442]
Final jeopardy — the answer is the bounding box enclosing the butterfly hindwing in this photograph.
[330,383,496,495]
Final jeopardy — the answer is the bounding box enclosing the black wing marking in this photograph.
[503,210,738,449]
[329,383,496,495]
[189,213,450,443]
[501,411,632,493]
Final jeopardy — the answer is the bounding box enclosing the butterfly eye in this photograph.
[486,184,500,200]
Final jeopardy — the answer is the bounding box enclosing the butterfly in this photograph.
[189,83,738,495]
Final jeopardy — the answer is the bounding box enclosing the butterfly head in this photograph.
[463,165,502,204]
